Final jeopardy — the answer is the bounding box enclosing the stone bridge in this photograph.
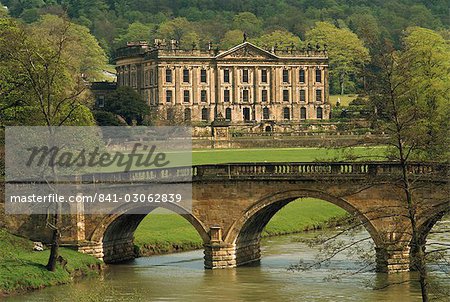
[4,162,449,273]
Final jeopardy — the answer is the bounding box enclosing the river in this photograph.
[6,222,449,302]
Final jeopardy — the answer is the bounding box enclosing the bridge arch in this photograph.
[224,189,381,266]
[412,204,450,268]
[90,202,209,263]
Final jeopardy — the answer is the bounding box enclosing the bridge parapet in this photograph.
[76,162,448,183]
[192,162,448,181]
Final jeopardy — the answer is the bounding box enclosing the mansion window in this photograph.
[202,108,209,121]
[283,89,289,102]
[166,90,173,103]
[242,69,249,83]
[184,108,191,121]
[316,89,322,102]
[144,70,148,86]
[225,108,232,121]
[299,69,305,83]
[243,108,251,121]
[261,89,268,102]
[261,69,267,83]
[183,90,190,103]
[150,70,154,85]
[300,89,306,102]
[300,107,307,119]
[317,107,323,119]
[166,69,172,83]
[283,107,290,120]
[242,89,249,102]
[96,95,105,108]
[263,107,269,120]
[315,69,322,83]
[282,69,289,83]
[201,90,207,103]
[224,89,230,102]
[183,69,190,83]
[200,69,207,83]
[224,69,230,83]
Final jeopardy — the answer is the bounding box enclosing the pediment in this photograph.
[216,42,278,60]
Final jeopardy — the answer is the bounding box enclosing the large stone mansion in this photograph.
[114,40,330,132]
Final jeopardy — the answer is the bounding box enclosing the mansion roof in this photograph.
[114,41,328,63]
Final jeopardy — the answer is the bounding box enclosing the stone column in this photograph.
[253,66,258,121]
[308,66,314,104]
[204,226,237,269]
[192,66,198,105]
[157,66,164,105]
[270,66,276,104]
[175,66,181,105]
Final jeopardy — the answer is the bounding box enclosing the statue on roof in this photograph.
[243,32,247,43]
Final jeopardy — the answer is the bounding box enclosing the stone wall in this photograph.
[194,134,388,149]
[102,238,135,263]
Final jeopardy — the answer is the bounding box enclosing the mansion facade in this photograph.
[114,40,330,131]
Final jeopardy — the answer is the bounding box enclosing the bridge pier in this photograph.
[204,226,262,268]
[102,238,136,263]
[375,246,411,273]
[204,243,237,268]
[235,238,261,266]
[61,241,104,260]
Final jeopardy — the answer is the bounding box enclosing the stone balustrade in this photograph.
[79,162,448,184]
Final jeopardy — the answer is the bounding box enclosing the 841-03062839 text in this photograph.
[9,193,183,204]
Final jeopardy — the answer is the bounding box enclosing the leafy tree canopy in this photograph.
[103,86,149,125]
[0,15,106,126]
[306,22,370,95]
[251,30,302,49]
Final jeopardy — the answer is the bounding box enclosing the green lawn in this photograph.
[93,146,386,172]
[192,146,384,165]
[329,94,359,106]
[0,229,102,295]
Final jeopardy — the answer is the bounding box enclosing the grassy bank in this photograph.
[0,229,102,296]
[134,198,348,256]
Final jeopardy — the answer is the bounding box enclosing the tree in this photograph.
[33,15,108,81]
[368,26,449,302]
[251,29,302,49]
[156,17,199,48]
[348,13,381,50]
[103,86,149,125]
[113,21,155,49]
[220,29,244,49]
[93,110,126,126]
[0,15,107,271]
[232,12,262,38]
[306,22,370,95]
[291,26,449,302]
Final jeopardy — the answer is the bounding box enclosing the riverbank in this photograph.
[134,198,348,256]
[0,229,103,296]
